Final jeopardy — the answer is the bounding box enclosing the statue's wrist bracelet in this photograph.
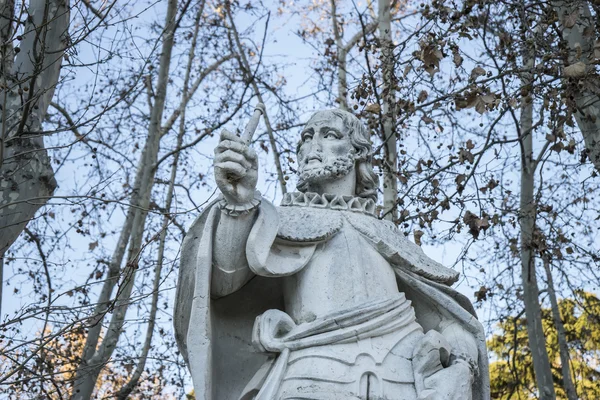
[218,191,261,217]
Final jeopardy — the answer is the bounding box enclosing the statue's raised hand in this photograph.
[214,129,258,205]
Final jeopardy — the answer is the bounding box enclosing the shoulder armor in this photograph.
[276,206,342,243]
[344,212,459,285]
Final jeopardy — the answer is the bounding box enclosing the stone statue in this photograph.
[174,108,490,400]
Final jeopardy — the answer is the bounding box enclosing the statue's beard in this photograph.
[298,153,355,185]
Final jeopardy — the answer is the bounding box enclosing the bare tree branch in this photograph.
[226,6,288,194]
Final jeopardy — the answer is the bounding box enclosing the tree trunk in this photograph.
[542,258,578,400]
[70,1,180,398]
[330,0,348,110]
[552,0,600,171]
[378,0,397,221]
[0,0,70,315]
[226,6,287,195]
[114,3,204,397]
[330,0,377,112]
[519,49,556,399]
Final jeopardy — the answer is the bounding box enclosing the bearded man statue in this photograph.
[174,109,490,400]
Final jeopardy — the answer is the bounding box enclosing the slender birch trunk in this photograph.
[330,0,378,111]
[519,45,556,399]
[0,0,70,315]
[70,1,180,398]
[114,4,204,397]
[378,0,397,221]
[543,258,578,400]
[552,1,600,172]
[330,0,347,110]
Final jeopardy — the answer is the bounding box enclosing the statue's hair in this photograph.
[296,109,379,202]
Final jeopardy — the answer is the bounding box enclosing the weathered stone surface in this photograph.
[276,205,342,243]
[175,109,490,399]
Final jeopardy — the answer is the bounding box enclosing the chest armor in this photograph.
[274,201,459,285]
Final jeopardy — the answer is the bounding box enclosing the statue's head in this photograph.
[296,109,379,201]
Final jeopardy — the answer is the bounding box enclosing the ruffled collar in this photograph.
[280,192,377,217]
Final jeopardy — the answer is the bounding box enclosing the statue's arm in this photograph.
[210,127,262,298]
[211,208,257,297]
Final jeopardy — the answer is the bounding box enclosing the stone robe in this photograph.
[174,192,490,399]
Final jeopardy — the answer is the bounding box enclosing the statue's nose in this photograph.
[308,136,323,152]
[303,139,323,163]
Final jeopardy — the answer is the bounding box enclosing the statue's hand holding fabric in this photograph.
[214,129,258,205]
[413,331,474,400]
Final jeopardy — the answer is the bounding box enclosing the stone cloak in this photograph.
[174,199,490,400]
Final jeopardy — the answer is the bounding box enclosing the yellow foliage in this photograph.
[0,326,172,399]
[488,291,600,399]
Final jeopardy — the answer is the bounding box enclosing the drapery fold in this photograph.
[175,199,490,400]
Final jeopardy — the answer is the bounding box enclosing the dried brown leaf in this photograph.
[564,11,578,29]
[564,61,586,78]
[470,66,486,81]
[421,115,434,124]
[474,286,488,302]
[480,94,496,104]
[566,247,574,254]
[417,40,443,77]
[414,230,424,246]
[365,103,381,114]
[458,148,475,164]
[453,50,463,68]
[463,211,488,239]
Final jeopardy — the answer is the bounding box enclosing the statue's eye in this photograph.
[302,132,313,141]
[325,130,339,139]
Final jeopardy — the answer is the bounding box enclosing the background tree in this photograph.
[488,291,600,399]
[0,327,171,399]
[0,0,71,316]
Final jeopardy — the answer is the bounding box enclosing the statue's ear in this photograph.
[353,147,368,161]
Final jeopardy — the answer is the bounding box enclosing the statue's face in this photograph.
[297,111,355,185]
